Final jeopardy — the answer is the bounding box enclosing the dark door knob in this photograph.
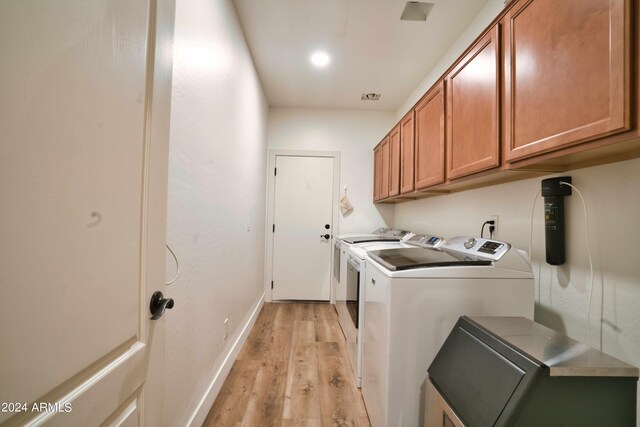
[150,291,174,320]
[325,224,330,229]
[321,234,330,240]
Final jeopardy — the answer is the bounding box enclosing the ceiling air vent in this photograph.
[361,93,381,101]
[400,2,434,22]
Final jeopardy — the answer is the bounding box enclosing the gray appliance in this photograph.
[427,316,638,427]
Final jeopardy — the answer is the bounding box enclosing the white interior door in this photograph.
[272,156,334,300]
[0,1,173,425]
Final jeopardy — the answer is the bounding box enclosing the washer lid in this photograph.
[369,247,492,271]
[341,235,401,244]
[350,241,407,260]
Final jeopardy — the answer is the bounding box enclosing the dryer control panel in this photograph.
[444,236,511,261]
[373,227,391,235]
[386,229,410,238]
[405,234,445,249]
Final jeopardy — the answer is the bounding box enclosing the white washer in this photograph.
[342,234,445,388]
[362,236,535,427]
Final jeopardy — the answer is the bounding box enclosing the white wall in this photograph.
[164,0,268,425]
[268,108,396,234]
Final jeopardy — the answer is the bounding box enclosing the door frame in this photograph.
[264,149,341,303]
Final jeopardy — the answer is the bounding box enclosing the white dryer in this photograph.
[333,228,396,303]
[335,229,411,339]
[341,234,445,388]
[362,236,535,427]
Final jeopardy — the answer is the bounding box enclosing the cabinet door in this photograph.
[380,136,390,199]
[389,125,401,197]
[446,25,500,180]
[400,111,415,194]
[415,81,445,190]
[373,145,381,201]
[503,0,630,162]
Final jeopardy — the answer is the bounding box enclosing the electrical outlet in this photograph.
[223,318,229,342]
[489,215,499,237]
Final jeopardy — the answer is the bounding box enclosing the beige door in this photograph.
[272,156,334,301]
[0,1,174,425]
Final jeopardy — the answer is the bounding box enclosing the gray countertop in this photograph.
[470,316,639,378]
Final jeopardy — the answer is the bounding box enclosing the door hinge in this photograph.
[273,224,275,233]
[274,168,277,176]
[271,281,274,289]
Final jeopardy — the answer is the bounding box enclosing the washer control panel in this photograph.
[405,234,445,248]
[464,238,477,249]
[444,236,511,261]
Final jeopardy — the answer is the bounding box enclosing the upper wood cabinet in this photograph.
[415,81,445,190]
[373,144,382,201]
[380,136,390,200]
[372,0,638,203]
[400,111,415,194]
[503,0,631,162]
[373,136,391,201]
[389,125,401,197]
[446,25,501,180]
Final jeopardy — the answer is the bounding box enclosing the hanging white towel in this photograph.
[340,194,353,217]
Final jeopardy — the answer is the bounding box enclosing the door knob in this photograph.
[321,234,330,240]
[325,224,330,229]
[150,291,174,320]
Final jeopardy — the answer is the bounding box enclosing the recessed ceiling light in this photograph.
[310,51,330,67]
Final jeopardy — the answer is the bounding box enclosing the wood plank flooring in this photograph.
[204,303,371,427]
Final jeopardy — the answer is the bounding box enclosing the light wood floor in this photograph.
[204,302,371,427]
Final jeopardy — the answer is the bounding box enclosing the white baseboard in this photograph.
[187,293,265,427]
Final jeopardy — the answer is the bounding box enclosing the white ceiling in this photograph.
[232,0,490,111]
